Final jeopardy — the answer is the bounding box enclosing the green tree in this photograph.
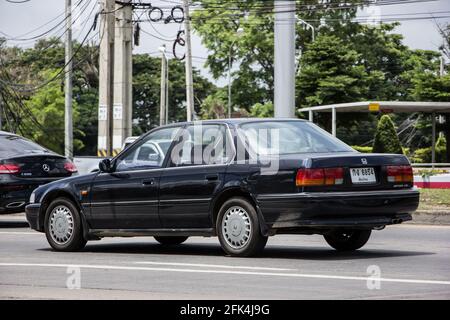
[192,0,362,110]
[249,102,273,118]
[23,70,83,154]
[200,90,227,119]
[1,41,215,153]
[132,54,216,135]
[372,115,403,154]
[297,35,368,107]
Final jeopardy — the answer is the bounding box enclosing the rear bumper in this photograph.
[0,188,34,214]
[25,203,41,230]
[257,188,420,229]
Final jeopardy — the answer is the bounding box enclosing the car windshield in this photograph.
[0,135,49,158]
[238,121,354,155]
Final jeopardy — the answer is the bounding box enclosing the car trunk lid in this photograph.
[2,154,73,179]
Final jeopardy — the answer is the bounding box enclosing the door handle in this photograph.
[142,179,155,186]
[205,174,219,181]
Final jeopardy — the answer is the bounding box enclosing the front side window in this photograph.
[238,121,354,156]
[115,127,181,172]
[170,124,234,167]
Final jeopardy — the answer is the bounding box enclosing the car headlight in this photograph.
[29,191,35,204]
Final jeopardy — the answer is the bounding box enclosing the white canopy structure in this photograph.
[300,101,450,165]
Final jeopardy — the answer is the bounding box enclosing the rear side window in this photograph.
[0,135,49,158]
[238,121,354,155]
[170,124,235,167]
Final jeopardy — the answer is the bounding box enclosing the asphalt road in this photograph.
[0,216,449,300]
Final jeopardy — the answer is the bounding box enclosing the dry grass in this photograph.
[419,188,450,211]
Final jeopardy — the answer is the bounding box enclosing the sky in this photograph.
[0,0,449,87]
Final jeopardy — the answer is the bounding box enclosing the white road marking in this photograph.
[0,232,39,235]
[134,261,296,271]
[1,262,450,286]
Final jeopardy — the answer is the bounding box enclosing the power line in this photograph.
[0,9,100,92]
[1,0,86,42]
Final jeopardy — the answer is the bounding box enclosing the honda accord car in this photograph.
[25,119,419,257]
[0,131,78,214]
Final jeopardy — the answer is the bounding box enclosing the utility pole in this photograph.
[64,0,73,159]
[228,27,244,119]
[0,94,2,131]
[182,0,194,122]
[274,0,296,118]
[159,45,167,126]
[165,58,169,124]
[113,0,133,156]
[98,0,115,157]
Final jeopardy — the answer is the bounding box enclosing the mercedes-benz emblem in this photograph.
[361,158,368,165]
[42,164,50,172]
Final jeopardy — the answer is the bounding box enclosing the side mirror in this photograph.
[99,158,113,173]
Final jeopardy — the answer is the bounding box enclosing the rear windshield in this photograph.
[238,121,354,155]
[0,135,49,158]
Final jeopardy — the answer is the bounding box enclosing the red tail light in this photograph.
[64,161,78,173]
[296,168,344,187]
[0,163,20,174]
[387,165,413,183]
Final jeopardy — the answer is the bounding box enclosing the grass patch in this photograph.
[419,188,450,210]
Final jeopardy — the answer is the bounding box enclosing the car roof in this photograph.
[172,118,307,127]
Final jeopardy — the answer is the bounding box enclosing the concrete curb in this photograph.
[410,210,450,226]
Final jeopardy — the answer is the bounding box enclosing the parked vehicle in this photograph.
[25,119,419,257]
[0,131,78,214]
[73,136,139,175]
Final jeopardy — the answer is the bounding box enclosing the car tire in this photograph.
[217,197,268,257]
[44,198,87,252]
[324,229,371,251]
[154,236,188,245]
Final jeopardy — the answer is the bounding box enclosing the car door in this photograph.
[88,126,181,229]
[159,123,235,229]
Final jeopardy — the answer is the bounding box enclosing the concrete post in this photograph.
[274,0,295,118]
[113,0,133,156]
[98,0,115,157]
[64,0,73,160]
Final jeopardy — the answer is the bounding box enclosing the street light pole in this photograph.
[227,27,243,119]
[295,18,315,75]
[182,0,194,122]
[159,45,167,126]
[64,0,73,159]
[165,57,169,124]
[227,47,233,119]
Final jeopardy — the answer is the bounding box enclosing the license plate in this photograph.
[350,167,376,184]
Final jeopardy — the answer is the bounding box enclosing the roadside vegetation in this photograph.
[419,188,450,211]
[0,0,449,161]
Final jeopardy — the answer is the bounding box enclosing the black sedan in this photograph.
[0,131,78,214]
[25,119,419,257]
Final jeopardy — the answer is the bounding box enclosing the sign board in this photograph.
[114,104,123,120]
[98,105,107,121]
[368,102,380,112]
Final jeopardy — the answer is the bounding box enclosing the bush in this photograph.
[410,135,447,163]
[351,145,373,153]
[249,102,274,118]
[372,115,403,154]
